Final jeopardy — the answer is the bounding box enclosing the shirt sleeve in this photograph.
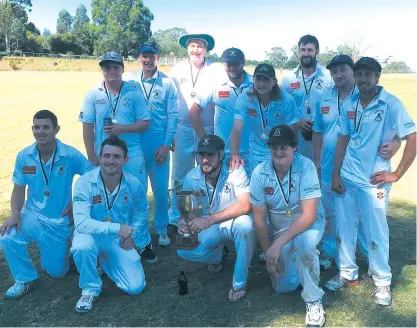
[249,166,266,207]
[133,92,151,121]
[280,75,291,94]
[12,151,26,186]
[80,89,96,124]
[336,100,352,136]
[284,93,299,125]
[300,159,322,200]
[195,86,214,111]
[389,96,416,139]
[312,98,325,133]
[131,181,150,247]
[72,149,94,176]
[73,178,120,235]
[234,93,248,121]
[164,78,180,146]
[230,166,250,198]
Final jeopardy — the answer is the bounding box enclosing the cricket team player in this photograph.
[312,54,401,270]
[250,125,326,327]
[71,136,150,313]
[0,110,93,299]
[229,63,299,174]
[177,135,256,302]
[124,41,179,247]
[168,33,218,226]
[189,47,253,176]
[326,57,416,306]
[281,35,333,160]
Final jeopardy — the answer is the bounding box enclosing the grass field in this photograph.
[0,70,416,326]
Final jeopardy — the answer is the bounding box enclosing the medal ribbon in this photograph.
[100,172,123,214]
[38,146,57,189]
[275,165,292,210]
[104,82,124,118]
[354,90,380,133]
[301,70,316,96]
[337,85,356,116]
[204,166,222,213]
[141,71,159,104]
[189,59,205,89]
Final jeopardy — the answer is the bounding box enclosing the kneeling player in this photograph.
[250,125,326,327]
[71,136,149,313]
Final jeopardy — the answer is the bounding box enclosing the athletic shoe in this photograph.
[319,253,333,270]
[158,233,171,247]
[140,243,158,264]
[5,282,31,299]
[258,252,265,262]
[372,286,392,306]
[75,295,96,313]
[305,300,326,327]
[325,274,359,291]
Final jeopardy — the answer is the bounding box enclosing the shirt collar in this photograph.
[29,139,67,159]
[141,69,159,82]
[89,167,127,191]
[190,164,228,185]
[261,156,301,179]
[294,63,325,78]
[223,71,252,89]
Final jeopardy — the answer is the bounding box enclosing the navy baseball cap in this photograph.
[326,54,354,70]
[353,57,382,73]
[197,135,225,153]
[267,125,297,146]
[254,63,276,79]
[222,47,245,63]
[139,41,160,55]
[99,52,123,66]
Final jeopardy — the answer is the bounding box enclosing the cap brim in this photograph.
[353,63,380,73]
[179,34,215,51]
[266,139,291,145]
[140,46,159,54]
[99,60,123,66]
[197,145,219,153]
[254,72,275,79]
[223,57,243,63]
[326,61,353,70]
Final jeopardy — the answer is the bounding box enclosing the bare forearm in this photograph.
[207,197,251,225]
[121,121,149,133]
[394,133,416,180]
[312,132,323,167]
[189,104,206,137]
[82,124,98,162]
[333,135,350,176]
[253,206,270,252]
[230,120,243,155]
[11,189,25,220]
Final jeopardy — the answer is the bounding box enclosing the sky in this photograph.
[28,0,417,69]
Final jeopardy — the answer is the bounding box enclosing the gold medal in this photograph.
[44,190,51,197]
[190,91,196,98]
[260,133,268,141]
[285,209,291,217]
[104,216,112,222]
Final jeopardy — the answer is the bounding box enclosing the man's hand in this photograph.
[118,224,133,239]
[62,202,73,217]
[120,236,135,250]
[104,123,124,136]
[265,242,282,278]
[266,262,281,278]
[0,216,21,236]
[300,119,313,133]
[378,141,401,160]
[228,154,244,170]
[188,217,212,234]
[178,218,191,235]
[370,171,399,188]
[331,173,345,194]
[154,145,170,165]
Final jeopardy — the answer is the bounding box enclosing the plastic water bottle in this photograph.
[178,270,188,295]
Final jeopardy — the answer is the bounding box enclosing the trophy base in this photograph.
[175,234,200,250]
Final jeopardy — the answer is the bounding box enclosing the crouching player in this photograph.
[71,136,149,313]
[250,125,326,327]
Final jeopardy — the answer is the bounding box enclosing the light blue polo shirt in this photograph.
[182,165,249,216]
[312,86,358,185]
[170,59,219,127]
[79,81,150,156]
[338,86,416,188]
[124,70,179,146]
[196,71,253,154]
[234,87,299,162]
[72,167,149,246]
[249,153,324,231]
[12,139,93,224]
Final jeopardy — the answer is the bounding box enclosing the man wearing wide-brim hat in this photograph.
[168,33,219,228]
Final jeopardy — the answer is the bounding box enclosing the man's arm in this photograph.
[104,119,150,136]
[0,184,26,235]
[331,134,350,194]
[189,103,206,138]
[229,119,244,169]
[82,123,99,166]
[252,204,270,252]
[206,193,250,226]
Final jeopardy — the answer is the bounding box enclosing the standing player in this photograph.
[71,136,149,313]
[189,47,252,176]
[169,33,217,226]
[0,110,92,299]
[125,41,179,247]
[312,55,400,269]
[229,63,298,175]
[250,125,326,327]
[326,57,416,306]
[177,135,256,301]
[281,35,333,160]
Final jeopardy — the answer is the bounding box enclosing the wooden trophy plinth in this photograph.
[175,233,200,250]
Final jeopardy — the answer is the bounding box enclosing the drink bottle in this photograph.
[178,270,188,295]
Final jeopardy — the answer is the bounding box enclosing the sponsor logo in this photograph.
[404,121,416,129]
[93,195,102,204]
[321,106,330,114]
[180,78,187,84]
[218,91,230,98]
[264,186,274,195]
[23,166,36,174]
[248,108,257,117]
[348,111,356,120]
[303,184,320,195]
[290,82,301,90]
[57,164,65,175]
[96,99,106,105]
[73,195,83,202]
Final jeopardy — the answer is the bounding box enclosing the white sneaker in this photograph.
[75,295,97,313]
[258,252,265,262]
[319,253,333,270]
[5,282,31,299]
[158,233,171,247]
[372,286,392,306]
[305,300,326,327]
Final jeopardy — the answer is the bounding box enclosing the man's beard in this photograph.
[301,55,316,68]
[201,162,220,175]
[227,70,243,81]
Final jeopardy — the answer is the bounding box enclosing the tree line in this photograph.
[0,0,412,72]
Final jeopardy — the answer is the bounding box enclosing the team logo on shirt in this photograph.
[23,166,36,174]
[123,98,132,107]
[348,111,356,120]
[218,91,230,98]
[57,164,65,175]
[377,191,384,200]
[290,82,301,90]
[321,106,330,114]
[96,99,106,105]
[79,112,84,119]
[121,192,129,203]
[290,180,296,192]
[224,182,231,193]
[404,122,416,129]
[274,112,281,120]
[374,110,383,122]
[153,90,161,100]
[248,109,257,117]
[93,195,102,204]
[315,79,323,89]
[264,186,274,195]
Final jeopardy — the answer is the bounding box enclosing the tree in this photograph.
[265,47,288,68]
[25,30,42,52]
[285,45,300,69]
[72,4,90,35]
[337,38,370,62]
[152,27,188,57]
[49,33,82,54]
[383,61,411,73]
[0,1,14,53]
[56,9,72,34]
[91,0,154,56]
[25,21,39,35]
[318,47,337,66]
[42,28,51,37]
[10,17,26,50]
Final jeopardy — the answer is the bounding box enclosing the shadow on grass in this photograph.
[0,199,415,327]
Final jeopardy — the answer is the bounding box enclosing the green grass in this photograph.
[0,71,416,326]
